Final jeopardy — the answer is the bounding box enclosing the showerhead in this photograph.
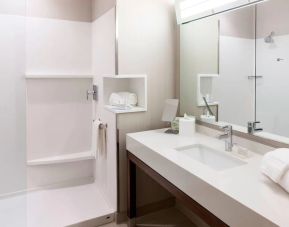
[264,32,274,43]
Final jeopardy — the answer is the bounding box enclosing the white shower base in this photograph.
[0,183,114,227]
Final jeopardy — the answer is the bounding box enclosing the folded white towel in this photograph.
[261,148,289,184]
[109,92,138,108]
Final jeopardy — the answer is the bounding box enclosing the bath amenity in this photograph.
[109,92,138,109]
[200,114,216,124]
[261,148,289,192]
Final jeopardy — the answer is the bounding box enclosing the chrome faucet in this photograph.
[219,125,233,152]
[247,121,263,134]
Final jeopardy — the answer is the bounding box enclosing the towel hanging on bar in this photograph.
[97,120,107,158]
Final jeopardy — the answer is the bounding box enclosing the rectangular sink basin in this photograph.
[175,144,246,171]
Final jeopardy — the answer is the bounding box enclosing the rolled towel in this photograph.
[109,92,138,108]
[261,148,289,183]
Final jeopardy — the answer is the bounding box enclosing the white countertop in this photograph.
[126,129,289,227]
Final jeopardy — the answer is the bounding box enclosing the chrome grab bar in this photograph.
[248,75,263,79]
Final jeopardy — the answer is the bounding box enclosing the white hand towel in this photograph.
[92,120,101,158]
[261,148,289,183]
[97,123,107,158]
[280,171,289,193]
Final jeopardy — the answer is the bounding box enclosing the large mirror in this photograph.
[180,0,289,143]
[180,4,256,128]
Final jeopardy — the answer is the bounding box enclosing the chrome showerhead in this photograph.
[264,32,274,43]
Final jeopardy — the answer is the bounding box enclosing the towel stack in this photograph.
[109,92,138,109]
[261,148,289,193]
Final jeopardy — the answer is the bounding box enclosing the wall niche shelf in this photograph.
[197,74,219,107]
[103,74,147,114]
[25,74,93,79]
[27,150,95,166]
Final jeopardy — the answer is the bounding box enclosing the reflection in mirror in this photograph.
[256,0,289,139]
[180,5,256,129]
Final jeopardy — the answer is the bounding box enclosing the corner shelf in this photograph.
[103,74,147,114]
[27,150,95,166]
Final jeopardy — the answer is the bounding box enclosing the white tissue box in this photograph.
[179,117,196,137]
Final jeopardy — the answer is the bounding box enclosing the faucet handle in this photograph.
[220,125,232,131]
[254,122,263,132]
[248,121,263,134]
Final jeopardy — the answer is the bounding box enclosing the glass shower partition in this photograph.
[256,0,289,139]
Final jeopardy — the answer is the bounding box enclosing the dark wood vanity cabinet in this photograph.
[127,151,229,227]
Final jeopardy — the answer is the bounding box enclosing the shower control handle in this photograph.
[86,85,98,101]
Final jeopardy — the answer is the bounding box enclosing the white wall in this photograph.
[26,79,93,160]
[92,7,117,210]
[117,0,177,217]
[0,14,27,195]
[26,17,92,75]
[0,0,26,16]
[25,0,94,189]
[27,0,92,22]
[92,0,116,20]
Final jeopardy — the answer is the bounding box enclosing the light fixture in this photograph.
[175,0,264,24]
[181,0,238,18]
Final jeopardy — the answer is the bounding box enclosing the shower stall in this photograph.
[0,1,117,226]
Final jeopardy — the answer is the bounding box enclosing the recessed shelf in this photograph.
[27,150,95,166]
[105,105,147,114]
[103,74,148,114]
[103,74,147,79]
[197,73,219,106]
[25,74,93,79]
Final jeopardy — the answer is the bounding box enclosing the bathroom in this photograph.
[1,0,289,226]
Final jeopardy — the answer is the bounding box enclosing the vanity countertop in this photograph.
[126,129,289,227]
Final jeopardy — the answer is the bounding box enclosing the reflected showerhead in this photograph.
[264,32,274,43]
